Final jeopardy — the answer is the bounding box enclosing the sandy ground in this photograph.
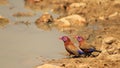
[0,0,120,68]
[25,0,120,68]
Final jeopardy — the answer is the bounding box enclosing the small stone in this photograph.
[35,13,53,30]
[54,14,86,32]
[66,3,86,14]
[36,13,53,24]
[103,37,116,44]
[0,16,9,28]
[113,0,120,8]
[61,64,65,67]
[54,14,86,28]
[99,16,105,20]
[69,3,86,8]
[109,12,118,18]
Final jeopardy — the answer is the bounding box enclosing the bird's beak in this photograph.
[59,37,62,40]
[74,36,78,38]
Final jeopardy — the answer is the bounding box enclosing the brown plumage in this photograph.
[59,36,84,57]
[75,36,101,56]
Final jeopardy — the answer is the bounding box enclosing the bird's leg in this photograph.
[84,53,92,57]
[73,55,80,58]
[84,53,89,57]
[68,54,71,56]
[87,53,92,57]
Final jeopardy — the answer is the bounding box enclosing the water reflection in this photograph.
[0,26,65,68]
[0,0,65,68]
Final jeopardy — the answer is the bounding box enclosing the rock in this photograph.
[103,37,116,44]
[36,64,64,68]
[113,0,120,8]
[106,45,116,55]
[0,16,9,28]
[108,12,119,18]
[99,16,105,20]
[69,3,86,8]
[36,13,53,24]
[66,3,86,15]
[35,13,53,30]
[54,14,87,31]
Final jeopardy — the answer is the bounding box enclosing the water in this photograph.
[0,0,66,68]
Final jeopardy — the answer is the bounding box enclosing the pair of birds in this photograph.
[59,36,101,57]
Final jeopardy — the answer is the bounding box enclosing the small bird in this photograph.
[59,36,84,57]
[75,36,101,57]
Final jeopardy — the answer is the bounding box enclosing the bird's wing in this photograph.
[80,42,95,49]
[66,44,80,56]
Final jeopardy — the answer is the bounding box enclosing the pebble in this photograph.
[103,37,116,44]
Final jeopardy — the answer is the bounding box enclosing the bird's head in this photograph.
[75,36,84,42]
[59,36,71,42]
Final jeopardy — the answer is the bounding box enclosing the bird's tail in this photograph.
[89,48,102,53]
[78,50,85,54]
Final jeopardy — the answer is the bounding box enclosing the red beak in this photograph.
[74,36,78,38]
[59,37,62,40]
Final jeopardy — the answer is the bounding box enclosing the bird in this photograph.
[75,36,101,57]
[59,36,84,57]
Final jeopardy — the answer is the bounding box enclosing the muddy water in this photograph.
[0,0,65,68]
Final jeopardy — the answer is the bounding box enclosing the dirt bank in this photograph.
[25,0,120,68]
